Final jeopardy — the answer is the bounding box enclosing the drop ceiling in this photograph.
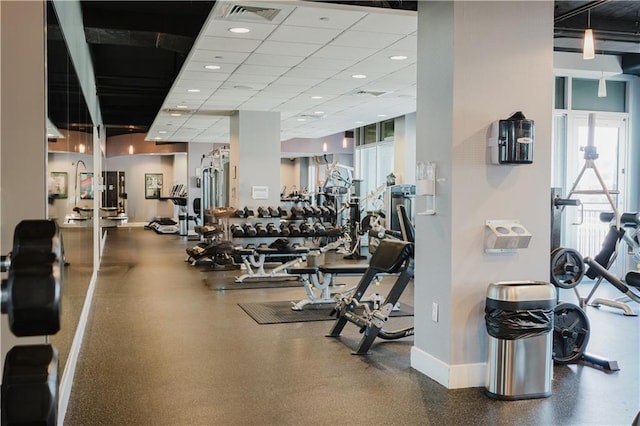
[146,1,418,144]
[48,1,640,142]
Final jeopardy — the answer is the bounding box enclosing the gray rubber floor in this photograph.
[65,227,639,425]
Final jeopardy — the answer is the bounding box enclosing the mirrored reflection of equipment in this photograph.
[1,220,64,425]
[384,184,415,233]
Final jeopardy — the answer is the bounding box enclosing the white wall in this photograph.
[412,1,554,389]
[104,154,184,222]
[1,0,48,365]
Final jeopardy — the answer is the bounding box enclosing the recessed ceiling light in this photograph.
[170,113,182,117]
[351,74,367,79]
[229,27,250,34]
[355,121,364,124]
[187,89,200,93]
[158,131,167,134]
[377,114,387,118]
[154,137,162,140]
[297,118,306,122]
[314,111,324,115]
[176,105,188,109]
[310,95,323,100]
[204,65,221,70]
[389,55,408,61]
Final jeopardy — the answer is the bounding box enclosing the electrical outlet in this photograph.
[432,302,439,322]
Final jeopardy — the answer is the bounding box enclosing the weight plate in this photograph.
[550,247,585,289]
[553,302,590,364]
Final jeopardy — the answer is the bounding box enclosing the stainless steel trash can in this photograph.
[178,214,188,236]
[485,281,555,400]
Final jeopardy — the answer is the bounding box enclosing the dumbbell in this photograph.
[244,207,255,218]
[2,344,59,426]
[291,206,305,219]
[288,223,301,235]
[299,222,316,237]
[257,206,271,218]
[2,220,63,337]
[279,223,291,236]
[303,206,314,217]
[1,220,63,426]
[255,223,268,236]
[313,222,327,236]
[267,207,279,218]
[266,223,279,236]
[319,206,330,217]
[230,224,245,237]
[277,206,288,217]
[243,223,257,237]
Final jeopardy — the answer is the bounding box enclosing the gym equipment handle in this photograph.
[584,257,629,294]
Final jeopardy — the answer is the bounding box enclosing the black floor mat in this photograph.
[204,276,302,290]
[238,300,414,324]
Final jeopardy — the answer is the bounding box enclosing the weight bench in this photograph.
[328,238,415,355]
[287,264,382,311]
[585,257,640,316]
[234,245,310,283]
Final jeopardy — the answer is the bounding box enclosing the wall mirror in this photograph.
[46,0,95,378]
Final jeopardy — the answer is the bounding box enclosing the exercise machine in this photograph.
[326,204,415,354]
[234,241,310,283]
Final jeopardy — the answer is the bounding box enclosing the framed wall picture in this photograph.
[49,172,68,199]
[79,172,94,199]
[145,173,163,199]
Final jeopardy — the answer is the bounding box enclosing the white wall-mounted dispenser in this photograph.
[485,220,532,253]
[487,111,534,165]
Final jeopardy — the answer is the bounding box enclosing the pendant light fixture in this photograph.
[583,10,595,60]
[598,53,607,97]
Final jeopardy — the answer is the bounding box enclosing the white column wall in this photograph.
[0,0,48,363]
[229,111,281,208]
[393,113,417,184]
[411,1,554,388]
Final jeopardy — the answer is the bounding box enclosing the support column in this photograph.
[229,110,281,208]
[410,1,554,388]
[1,0,48,363]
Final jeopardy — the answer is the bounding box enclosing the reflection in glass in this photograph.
[46,0,94,379]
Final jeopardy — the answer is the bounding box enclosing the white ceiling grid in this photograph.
[147,0,417,144]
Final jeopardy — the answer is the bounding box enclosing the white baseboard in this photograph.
[411,346,486,389]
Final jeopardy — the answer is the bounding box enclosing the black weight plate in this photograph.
[553,302,590,364]
[550,247,585,289]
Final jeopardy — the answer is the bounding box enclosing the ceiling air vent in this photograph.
[354,90,387,97]
[218,4,282,22]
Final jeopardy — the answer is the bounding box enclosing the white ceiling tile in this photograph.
[261,83,311,94]
[226,73,280,85]
[387,34,417,51]
[273,76,323,87]
[281,6,366,29]
[268,25,342,45]
[331,70,387,81]
[188,49,250,64]
[350,13,417,35]
[331,30,404,49]
[175,79,224,90]
[220,81,269,91]
[312,44,377,61]
[244,53,305,67]
[196,36,262,53]
[179,70,230,82]
[202,20,278,40]
[183,61,238,75]
[255,40,322,57]
[283,67,337,79]
[296,56,357,71]
[234,63,291,77]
